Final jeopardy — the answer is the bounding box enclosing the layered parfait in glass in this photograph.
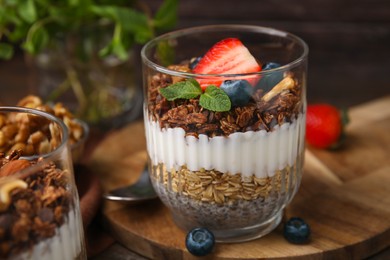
[142,25,308,242]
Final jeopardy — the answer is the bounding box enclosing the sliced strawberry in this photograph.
[193,38,261,90]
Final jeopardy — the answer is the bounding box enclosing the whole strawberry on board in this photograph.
[305,104,349,149]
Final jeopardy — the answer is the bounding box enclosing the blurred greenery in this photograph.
[0,0,178,126]
[0,0,178,61]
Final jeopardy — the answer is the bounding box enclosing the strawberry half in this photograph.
[306,104,349,149]
[193,38,261,90]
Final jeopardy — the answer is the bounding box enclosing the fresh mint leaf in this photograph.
[159,79,232,112]
[159,79,202,101]
[200,85,231,112]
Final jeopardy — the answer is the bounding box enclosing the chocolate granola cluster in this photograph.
[147,64,302,137]
[0,152,72,258]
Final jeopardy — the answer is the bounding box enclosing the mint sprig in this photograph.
[199,86,231,112]
[159,79,202,100]
[159,79,231,112]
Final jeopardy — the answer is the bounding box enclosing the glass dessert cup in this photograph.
[0,107,86,259]
[141,25,308,242]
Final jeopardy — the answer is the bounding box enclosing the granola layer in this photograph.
[146,64,303,137]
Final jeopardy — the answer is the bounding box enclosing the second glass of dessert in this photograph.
[141,25,308,242]
[0,107,86,259]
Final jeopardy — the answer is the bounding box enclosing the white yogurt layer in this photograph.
[145,112,306,178]
[13,209,85,260]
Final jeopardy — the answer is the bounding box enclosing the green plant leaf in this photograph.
[99,39,129,61]
[0,7,22,25]
[67,0,79,7]
[159,79,202,101]
[0,43,14,60]
[99,22,129,61]
[134,30,153,44]
[91,5,152,44]
[154,0,178,30]
[5,0,18,4]
[23,25,49,54]
[8,24,29,41]
[200,85,231,112]
[112,41,128,60]
[91,6,148,31]
[98,43,113,58]
[18,0,37,23]
[0,1,178,61]
[48,7,75,25]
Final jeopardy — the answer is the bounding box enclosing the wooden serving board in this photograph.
[89,96,390,259]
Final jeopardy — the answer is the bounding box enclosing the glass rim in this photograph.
[0,106,70,161]
[141,24,309,78]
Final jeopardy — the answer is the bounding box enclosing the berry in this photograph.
[283,217,311,244]
[193,38,261,89]
[262,62,281,71]
[256,62,283,92]
[185,227,215,256]
[306,104,348,149]
[189,56,202,70]
[220,80,253,107]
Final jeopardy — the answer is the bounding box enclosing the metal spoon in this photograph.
[103,165,158,204]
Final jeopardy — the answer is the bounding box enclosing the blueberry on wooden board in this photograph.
[185,227,215,256]
[283,217,311,244]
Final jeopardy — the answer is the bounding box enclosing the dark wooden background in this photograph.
[1,0,389,108]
